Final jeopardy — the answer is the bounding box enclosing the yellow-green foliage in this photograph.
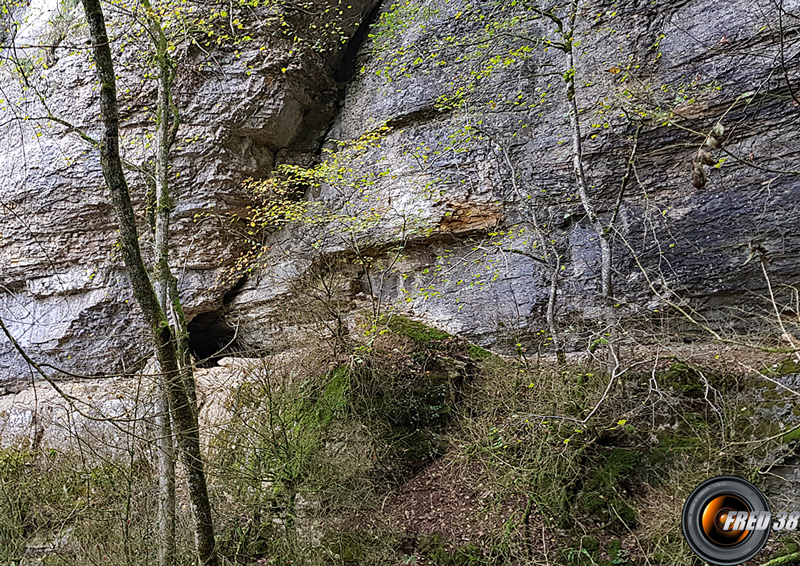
[220,125,396,283]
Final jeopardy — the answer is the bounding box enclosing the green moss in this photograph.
[467,344,494,361]
[386,315,451,343]
[581,536,600,553]
[606,539,623,562]
[778,541,800,556]
[604,448,641,478]
[320,530,399,566]
[647,432,704,465]
[280,367,350,434]
[418,535,494,566]
[315,366,350,427]
[660,362,703,396]
[327,531,369,563]
[782,425,800,444]
[772,358,800,376]
[577,448,641,528]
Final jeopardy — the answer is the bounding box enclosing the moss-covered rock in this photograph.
[661,361,704,396]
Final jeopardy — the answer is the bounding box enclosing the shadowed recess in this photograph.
[188,310,237,367]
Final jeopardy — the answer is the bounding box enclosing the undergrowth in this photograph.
[1,320,798,565]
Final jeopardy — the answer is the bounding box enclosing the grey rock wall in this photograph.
[1,0,799,388]
[0,0,378,387]
[231,0,800,351]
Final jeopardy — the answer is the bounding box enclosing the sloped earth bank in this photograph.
[2,316,800,565]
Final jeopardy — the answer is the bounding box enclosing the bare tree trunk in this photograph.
[143,0,194,406]
[547,254,566,364]
[155,383,176,566]
[563,5,608,292]
[562,1,617,371]
[145,6,180,564]
[169,276,198,412]
[78,0,218,563]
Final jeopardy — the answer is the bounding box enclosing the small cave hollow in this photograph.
[188,310,238,368]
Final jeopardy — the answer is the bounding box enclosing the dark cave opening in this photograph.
[188,310,237,368]
[333,1,384,84]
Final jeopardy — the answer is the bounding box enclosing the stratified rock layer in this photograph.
[0,0,378,386]
[230,0,800,351]
[1,0,799,385]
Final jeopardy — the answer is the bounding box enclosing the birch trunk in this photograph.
[562,1,617,370]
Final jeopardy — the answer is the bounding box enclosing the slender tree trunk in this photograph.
[168,275,198,409]
[564,6,608,284]
[547,255,566,364]
[562,2,617,371]
[598,234,617,371]
[78,0,218,563]
[144,0,192,388]
[145,7,179,564]
[155,382,176,566]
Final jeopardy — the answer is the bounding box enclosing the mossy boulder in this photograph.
[661,361,704,396]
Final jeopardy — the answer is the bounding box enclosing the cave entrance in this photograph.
[187,310,237,368]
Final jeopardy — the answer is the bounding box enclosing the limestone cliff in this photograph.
[0,0,379,385]
[1,0,798,385]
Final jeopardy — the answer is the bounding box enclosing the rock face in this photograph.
[1,0,799,388]
[230,0,800,352]
[0,0,379,386]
